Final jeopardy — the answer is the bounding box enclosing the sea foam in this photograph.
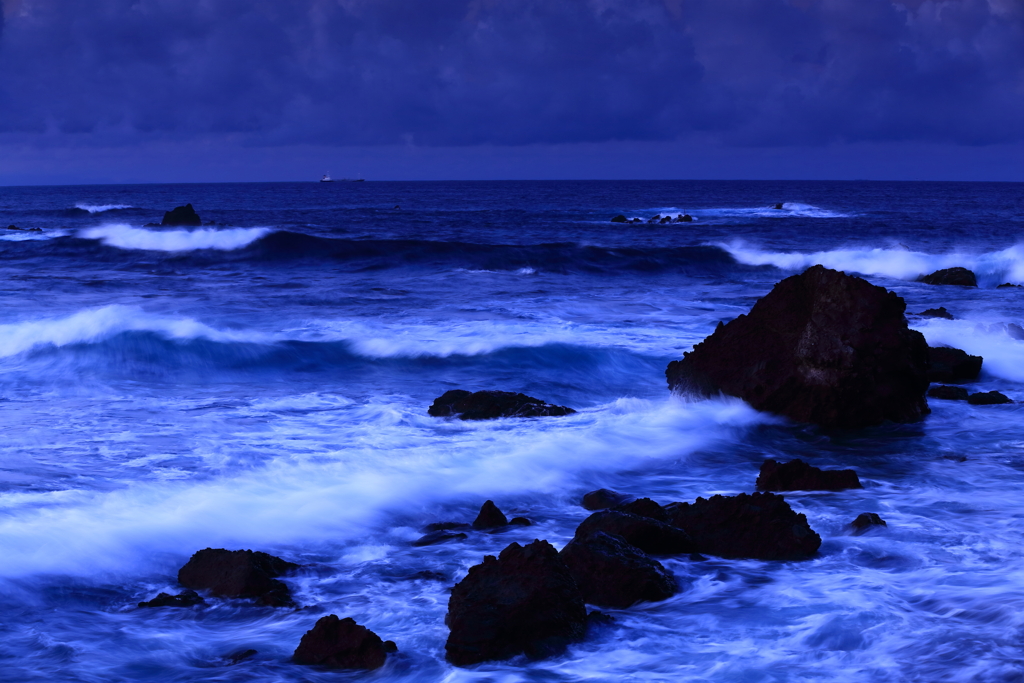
[74,203,133,213]
[80,224,270,252]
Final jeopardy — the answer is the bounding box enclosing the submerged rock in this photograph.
[581,488,632,511]
[177,548,298,606]
[928,346,982,383]
[293,615,394,670]
[412,530,468,547]
[473,500,509,530]
[610,215,628,223]
[666,492,820,560]
[967,391,1012,405]
[428,390,575,420]
[665,265,930,428]
[997,283,1023,289]
[559,531,677,608]
[756,459,862,492]
[161,203,202,227]
[138,589,205,608]
[445,540,586,666]
[575,510,692,555]
[774,203,784,210]
[917,307,955,320]
[928,385,969,401]
[851,512,887,534]
[918,267,977,287]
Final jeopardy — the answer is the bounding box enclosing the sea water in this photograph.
[0,180,1022,682]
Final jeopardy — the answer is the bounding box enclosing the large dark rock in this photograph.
[665,266,930,429]
[177,548,298,606]
[918,267,977,287]
[581,488,632,511]
[445,540,586,666]
[968,391,1012,405]
[473,500,508,530]
[138,589,205,608]
[559,531,677,608]
[928,346,982,383]
[428,390,575,420]
[756,458,862,492]
[613,497,669,522]
[575,510,692,555]
[665,492,821,560]
[928,385,969,401]
[161,203,202,227]
[293,615,394,670]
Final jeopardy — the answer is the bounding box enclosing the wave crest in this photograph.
[74,203,133,213]
[80,224,270,252]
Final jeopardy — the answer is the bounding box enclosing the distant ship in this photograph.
[320,174,333,183]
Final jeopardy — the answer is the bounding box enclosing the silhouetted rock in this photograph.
[445,540,586,666]
[647,215,661,224]
[613,497,669,521]
[630,218,641,223]
[413,530,468,547]
[293,615,393,670]
[676,214,693,222]
[424,521,472,532]
[756,459,862,492]
[138,589,205,608]
[917,307,955,320]
[509,517,532,526]
[161,203,202,227]
[666,492,820,560]
[928,385,969,401]
[610,215,628,223]
[581,488,632,511]
[473,500,508,530]
[665,266,930,428]
[178,548,298,607]
[774,203,784,210]
[968,391,1012,405]
[559,531,677,608]
[997,283,1023,289]
[428,390,575,420]
[575,510,692,555]
[918,267,977,287]
[851,513,887,534]
[928,346,982,383]
[226,649,258,664]
[660,215,672,224]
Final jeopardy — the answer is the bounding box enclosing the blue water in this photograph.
[1,180,1023,682]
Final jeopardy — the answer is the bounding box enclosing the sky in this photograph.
[0,0,1021,183]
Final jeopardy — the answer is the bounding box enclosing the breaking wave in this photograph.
[79,224,270,252]
[74,203,133,213]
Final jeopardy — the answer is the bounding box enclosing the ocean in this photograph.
[1,179,1022,682]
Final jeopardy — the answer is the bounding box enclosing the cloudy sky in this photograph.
[0,0,1021,183]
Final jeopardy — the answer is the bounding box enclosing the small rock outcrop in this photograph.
[756,459,862,492]
[559,531,677,608]
[161,203,202,227]
[666,492,820,560]
[445,540,586,666]
[610,215,628,223]
[918,267,977,287]
[473,500,509,530]
[917,307,955,320]
[968,391,1012,405]
[676,214,693,222]
[138,589,205,608]
[928,385,969,401]
[412,530,467,547]
[665,266,931,428]
[851,513,887,534]
[428,390,575,420]
[575,510,692,555]
[581,488,632,511]
[177,549,298,606]
[293,615,395,670]
[928,346,982,383]
[997,283,1023,289]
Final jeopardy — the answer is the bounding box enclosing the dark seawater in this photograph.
[1,180,1023,682]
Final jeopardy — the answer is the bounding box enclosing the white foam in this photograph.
[913,318,1024,383]
[79,224,270,252]
[74,203,133,213]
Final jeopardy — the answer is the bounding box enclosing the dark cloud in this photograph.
[0,0,1020,149]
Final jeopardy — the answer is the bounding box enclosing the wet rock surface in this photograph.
[928,346,982,383]
[666,492,821,560]
[138,589,205,608]
[575,510,692,555]
[161,203,203,226]
[928,385,970,401]
[428,390,575,420]
[177,548,298,606]
[666,266,930,428]
[613,497,669,521]
[968,391,1012,405]
[918,267,977,287]
[756,459,862,492]
[445,540,586,666]
[559,531,677,608]
[473,500,509,530]
[851,513,887,533]
[581,488,632,511]
[293,615,394,670]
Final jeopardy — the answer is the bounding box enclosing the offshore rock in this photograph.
[575,510,692,555]
[918,267,977,287]
[178,548,298,607]
[928,385,969,401]
[138,589,205,608]
[665,265,930,428]
[412,530,467,547]
[928,346,982,383]
[967,391,1012,405]
[559,531,677,608]
[293,615,394,670]
[676,214,693,223]
[473,500,509,530]
[161,203,202,226]
[428,390,575,420]
[581,488,632,511]
[851,512,887,534]
[610,215,628,223]
[445,540,586,666]
[756,458,862,492]
[917,307,955,319]
[665,492,820,560]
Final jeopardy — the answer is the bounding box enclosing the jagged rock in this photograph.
[851,513,887,534]
[928,385,969,401]
[559,531,677,608]
[917,307,955,320]
[293,615,394,670]
[413,530,468,547]
[666,266,930,428]
[138,589,205,608]
[613,497,669,521]
[428,390,575,420]
[660,216,672,224]
[665,492,820,560]
[445,540,586,666]
[968,391,1012,405]
[630,218,641,223]
[509,517,532,526]
[647,215,661,224]
[756,459,862,492]
[177,548,298,607]
[928,346,982,383]
[581,488,632,511]
[610,215,628,223]
[676,214,693,223]
[161,203,202,227]
[918,267,977,287]
[575,510,692,555]
[473,500,508,530]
